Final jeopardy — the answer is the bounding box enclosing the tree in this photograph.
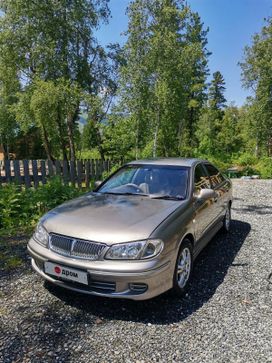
[118,0,152,158]
[0,63,20,159]
[196,71,227,156]
[209,71,226,111]
[181,11,210,154]
[116,0,210,158]
[13,79,81,161]
[0,0,114,160]
[240,17,272,156]
[217,105,242,155]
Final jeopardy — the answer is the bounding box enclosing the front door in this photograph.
[193,163,215,242]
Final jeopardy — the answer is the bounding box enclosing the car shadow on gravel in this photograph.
[45,219,251,325]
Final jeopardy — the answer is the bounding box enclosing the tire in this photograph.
[222,203,231,233]
[172,239,193,297]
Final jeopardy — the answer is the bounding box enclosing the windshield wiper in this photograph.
[150,194,184,201]
[101,192,149,197]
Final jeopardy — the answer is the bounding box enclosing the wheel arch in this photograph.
[179,232,195,249]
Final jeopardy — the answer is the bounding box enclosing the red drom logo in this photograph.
[54,266,61,274]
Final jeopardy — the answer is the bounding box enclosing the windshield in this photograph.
[97,165,189,200]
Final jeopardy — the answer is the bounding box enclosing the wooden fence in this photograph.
[0,159,113,188]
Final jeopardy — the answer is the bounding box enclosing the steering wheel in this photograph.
[125,183,145,193]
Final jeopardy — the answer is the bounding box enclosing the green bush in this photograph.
[233,152,258,167]
[0,178,84,236]
[78,148,101,160]
[255,157,272,179]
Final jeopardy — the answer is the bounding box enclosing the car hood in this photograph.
[43,193,183,244]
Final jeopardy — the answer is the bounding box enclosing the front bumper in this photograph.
[27,238,174,300]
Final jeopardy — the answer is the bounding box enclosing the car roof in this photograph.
[127,158,208,167]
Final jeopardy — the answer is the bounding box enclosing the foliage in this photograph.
[0,0,118,161]
[0,178,84,235]
[255,158,272,179]
[113,0,210,158]
[233,152,258,167]
[0,1,271,180]
[78,148,101,160]
[240,17,272,157]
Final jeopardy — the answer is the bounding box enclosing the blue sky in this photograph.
[96,0,272,106]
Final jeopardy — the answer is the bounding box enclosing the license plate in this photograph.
[44,262,88,285]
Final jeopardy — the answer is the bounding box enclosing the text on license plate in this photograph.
[44,262,88,285]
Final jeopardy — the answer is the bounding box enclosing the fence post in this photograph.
[55,160,62,178]
[70,160,76,186]
[14,160,21,186]
[4,160,11,183]
[47,160,54,178]
[32,160,39,188]
[85,160,90,189]
[23,160,31,188]
[77,160,83,188]
[63,160,69,184]
[40,160,46,185]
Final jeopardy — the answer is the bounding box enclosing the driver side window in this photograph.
[194,164,211,193]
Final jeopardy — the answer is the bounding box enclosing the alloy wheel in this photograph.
[177,247,191,288]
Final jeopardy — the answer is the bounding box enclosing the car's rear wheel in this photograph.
[222,204,231,232]
[172,239,193,296]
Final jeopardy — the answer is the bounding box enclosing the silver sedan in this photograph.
[28,158,232,300]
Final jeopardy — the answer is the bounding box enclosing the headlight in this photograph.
[33,224,49,247]
[105,239,163,260]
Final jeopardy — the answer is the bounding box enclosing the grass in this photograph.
[0,236,26,272]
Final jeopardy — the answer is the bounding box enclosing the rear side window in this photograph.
[205,164,225,187]
[194,164,211,192]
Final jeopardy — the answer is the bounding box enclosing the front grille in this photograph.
[49,233,106,260]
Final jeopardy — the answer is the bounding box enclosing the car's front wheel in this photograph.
[222,203,231,232]
[172,239,193,296]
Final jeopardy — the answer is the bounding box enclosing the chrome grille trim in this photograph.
[49,233,107,260]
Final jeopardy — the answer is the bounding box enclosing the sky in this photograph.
[96,0,272,106]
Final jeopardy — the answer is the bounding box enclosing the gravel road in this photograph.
[0,180,272,363]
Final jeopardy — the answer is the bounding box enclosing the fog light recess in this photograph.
[129,283,148,294]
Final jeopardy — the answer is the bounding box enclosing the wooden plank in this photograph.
[32,160,39,188]
[63,160,69,184]
[14,160,21,185]
[77,160,83,188]
[47,160,54,178]
[40,160,46,185]
[4,159,11,183]
[55,160,62,178]
[70,160,76,186]
[23,160,31,188]
[103,160,108,175]
[85,160,90,189]
[90,159,95,179]
[95,159,100,179]
[100,160,104,178]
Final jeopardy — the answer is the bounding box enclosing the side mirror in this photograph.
[196,188,217,200]
[94,180,102,189]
